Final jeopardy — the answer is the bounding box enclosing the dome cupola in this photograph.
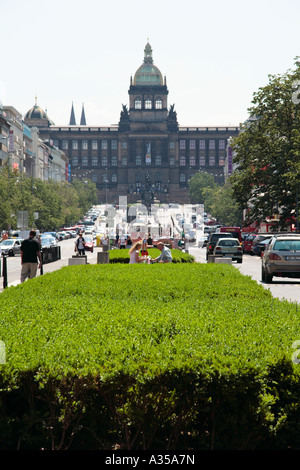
[24,97,54,127]
[133,41,163,86]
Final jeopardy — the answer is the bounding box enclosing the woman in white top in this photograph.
[129,241,145,264]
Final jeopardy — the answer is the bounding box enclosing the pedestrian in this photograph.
[126,235,133,247]
[20,230,42,282]
[119,233,127,249]
[147,233,153,246]
[152,242,173,263]
[75,233,86,255]
[102,235,109,252]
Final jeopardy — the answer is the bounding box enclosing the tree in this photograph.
[230,60,300,230]
[204,181,243,226]
[188,171,217,204]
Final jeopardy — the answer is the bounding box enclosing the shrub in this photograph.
[0,263,299,449]
[109,248,195,264]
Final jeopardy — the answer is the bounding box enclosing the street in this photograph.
[1,239,299,304]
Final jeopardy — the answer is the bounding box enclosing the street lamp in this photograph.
[292,79,300,232]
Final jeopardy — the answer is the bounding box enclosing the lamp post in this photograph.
[292,79,300,232]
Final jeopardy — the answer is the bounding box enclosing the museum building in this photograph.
[24,42,239,205]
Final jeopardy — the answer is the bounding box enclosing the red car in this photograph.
[84,236,94,252]
[243,233,258,254]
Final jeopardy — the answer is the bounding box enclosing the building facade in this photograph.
[24,42,239,205]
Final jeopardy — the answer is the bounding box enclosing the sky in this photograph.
[1,0,299,128]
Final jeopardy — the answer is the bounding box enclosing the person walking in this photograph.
[75,233,86,255]
[20,230,42,282]
[119,233,127,249]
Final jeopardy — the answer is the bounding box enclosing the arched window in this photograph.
[180,173,186,183]
[102,173,109,183]
[82,156,88,166]
[199,156,206,166]
[155,98,162,109]
[101,156,107,167]
[111,155,117,166]
[135,98,142,109]
[145,98,152,109]
[136,155,142,166]
[91,173,97,183]
[190,155,196,166]
[111,173,117,183]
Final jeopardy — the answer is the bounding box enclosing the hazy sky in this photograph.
[1,0,299,127]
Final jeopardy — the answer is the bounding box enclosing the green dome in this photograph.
[25,104,48,120]
[133,42,163,86]
[24,99,54,125]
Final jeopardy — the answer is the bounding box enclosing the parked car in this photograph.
[43,231,58,240]
[213,237,243,263]
[261,234,300,283]
[206,232,234,260]
[243,233,258,254]
[251,237,272,256]
[84,236,94,252]
[40,235,57,248]
[0,238,23,256]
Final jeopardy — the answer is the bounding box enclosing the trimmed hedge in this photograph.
[0,263,300,449]
[108,247,195,263]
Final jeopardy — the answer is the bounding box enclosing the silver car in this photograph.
[0,238,23,256]
[213,237,243,263]
[261,234,300,283]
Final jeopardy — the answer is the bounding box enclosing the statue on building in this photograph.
[167,104,179,131]
[119,104,130,131]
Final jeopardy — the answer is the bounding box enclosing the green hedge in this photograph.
[0,263,300,449]
[108,247,195,263]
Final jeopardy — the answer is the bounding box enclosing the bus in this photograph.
[215,226,242,243]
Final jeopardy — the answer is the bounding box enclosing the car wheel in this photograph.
[265,272,273,283]
[8,249,14,256]
[262,266,272,283]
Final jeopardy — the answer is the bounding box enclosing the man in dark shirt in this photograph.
[20,230,42,282]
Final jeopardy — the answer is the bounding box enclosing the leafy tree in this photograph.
[230,60,300,230]
[188,171,217,204]
[203,181,243,226]
[0,168,98,232]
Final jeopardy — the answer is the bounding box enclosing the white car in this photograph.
[213,237,243,263]
[40,235,57,248]
[0,238,23,256]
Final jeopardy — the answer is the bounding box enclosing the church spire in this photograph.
[80,103,86,125]
[69,102,76,125]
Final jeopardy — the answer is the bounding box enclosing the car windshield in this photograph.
[273,240,300,251]
[0,240,14,246]
[219,240,239,246]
